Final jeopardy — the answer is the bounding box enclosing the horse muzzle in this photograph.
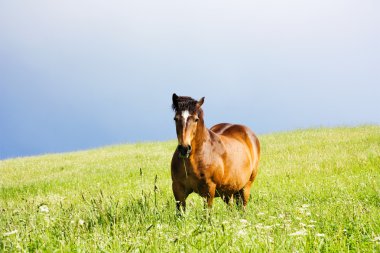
[177,145,192,158]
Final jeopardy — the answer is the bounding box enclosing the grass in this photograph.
[0,125,379,252]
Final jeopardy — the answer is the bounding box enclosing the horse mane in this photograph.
[172,96,198,114]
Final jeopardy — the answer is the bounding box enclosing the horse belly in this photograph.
[219,143,253,192]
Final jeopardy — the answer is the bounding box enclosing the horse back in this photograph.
[211,123,259,151]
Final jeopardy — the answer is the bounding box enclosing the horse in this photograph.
[171,93,260,212]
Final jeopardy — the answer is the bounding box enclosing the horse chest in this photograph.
[185,164,222,193]
[187,165,208,183]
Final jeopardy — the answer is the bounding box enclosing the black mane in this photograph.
[172,96,198,114]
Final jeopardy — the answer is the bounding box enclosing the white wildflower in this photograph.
[299,222,306,227]
[302,204,310,208]
[239,219,248,224]
[39,205,49,213]
[78,219,85,226]
[299,208,306,214]
[255,223,263,229]
[316,233,325,237]
[264,225,273,230]
[296,217,302,221]
[257,212,265,216]
[44,216,50,224]
[278,214,285,219]
[309,220,317,223]
[289,229,308,236]
[3,230,18,237]
[306,212,311,216]
[307,225,315,228]
[373,236,380,242]
[237,230,247,236]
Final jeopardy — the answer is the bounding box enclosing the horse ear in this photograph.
[197,97,205,109]
[172,93,179,109]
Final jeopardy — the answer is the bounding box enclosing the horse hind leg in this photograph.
[234,191,243,207]
[238,165,258,209]
[222,194,234,206]
[235,181,253,209]
[241,181,253,208]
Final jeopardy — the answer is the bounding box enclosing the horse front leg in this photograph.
[172,181,191,214]
[205,183,216,208]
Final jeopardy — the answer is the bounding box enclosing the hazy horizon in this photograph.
[1,0,379,159]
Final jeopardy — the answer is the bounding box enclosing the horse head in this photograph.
[172,93,205,158]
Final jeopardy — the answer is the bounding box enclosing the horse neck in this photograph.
[191,116,210,153]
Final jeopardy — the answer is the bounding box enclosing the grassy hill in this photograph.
[1,126,379,252]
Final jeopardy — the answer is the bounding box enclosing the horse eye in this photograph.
[173,117,177,121]
[195,118,199,122]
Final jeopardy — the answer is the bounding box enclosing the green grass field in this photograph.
[1,126,379,252]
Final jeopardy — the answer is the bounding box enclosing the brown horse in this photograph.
[171,94,260,212]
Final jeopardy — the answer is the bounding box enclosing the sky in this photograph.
[0,0,379,159]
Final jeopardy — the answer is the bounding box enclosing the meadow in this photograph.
[1,126,379,252]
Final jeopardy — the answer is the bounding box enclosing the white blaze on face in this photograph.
[180,110,192,146]
[181,110,190,124]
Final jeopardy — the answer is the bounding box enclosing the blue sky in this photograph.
[1,0,379,159]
